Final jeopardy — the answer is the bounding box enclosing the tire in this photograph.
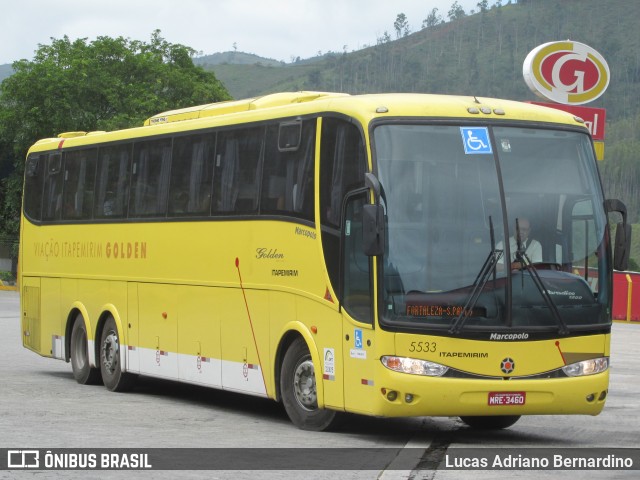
[459,415,521,430]
[99,315,136,392]
[280,338,340,431]
[70,314,101,385]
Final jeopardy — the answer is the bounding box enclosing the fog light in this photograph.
[598,390,607,401]
[405,393,414,403]
[387,390,398,401]
[586,393,595,402]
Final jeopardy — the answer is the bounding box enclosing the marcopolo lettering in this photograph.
[490,333,529,341]
[294,226,317,239]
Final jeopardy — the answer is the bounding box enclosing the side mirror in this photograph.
[362,173,385,256]
[605,199,632,271]
[363,203,385,256]
[613,222,632,271]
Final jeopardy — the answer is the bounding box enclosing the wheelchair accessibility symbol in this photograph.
[460,127,492,154]
[354,329,363,349]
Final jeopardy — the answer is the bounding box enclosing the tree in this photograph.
[377,31,392,45]
[422,8,443,29]
[0,31,230,262]
[394,13,410,38]
[448,1,467,21]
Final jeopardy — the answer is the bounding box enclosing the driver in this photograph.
[498,217,542,270]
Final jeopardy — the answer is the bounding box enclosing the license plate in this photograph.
[488,391,526,406]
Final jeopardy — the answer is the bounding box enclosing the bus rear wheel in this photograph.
[99,316,136,392]
[459,415,521,430]
[70,313,101,385]
[280,338,339,431]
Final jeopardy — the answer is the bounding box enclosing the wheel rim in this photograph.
[101,330,119,375]
[72,327,88,369]
[293,358,317,411]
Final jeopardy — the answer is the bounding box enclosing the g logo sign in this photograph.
[523,41,609,105]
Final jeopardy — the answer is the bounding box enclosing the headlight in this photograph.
[381,356,449,376]
[562,357,609,377]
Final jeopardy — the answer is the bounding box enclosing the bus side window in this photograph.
[95,144,131,219]
[292,121,316,220]
[320,118,366,228]
[343,192,373,323]
[168,133,215,216]
[130,139,172,217]
[42,153,63,221]
[23,154,45,222]
[261,119,316,220]
[319,117,367,313]
[261,124,287,212]
[213,127,263,214]
[62,148,97,220]
[571,199,599,292]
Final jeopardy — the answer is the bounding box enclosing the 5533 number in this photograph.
[408,341,437,353]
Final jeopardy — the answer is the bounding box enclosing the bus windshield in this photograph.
[374,123,609,333]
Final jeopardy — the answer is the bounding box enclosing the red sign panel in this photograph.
[530,102,606,141]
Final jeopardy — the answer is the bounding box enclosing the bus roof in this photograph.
[142,91,349,126]
[29,92,587,153]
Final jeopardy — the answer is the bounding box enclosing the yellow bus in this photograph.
[19,91,631,430]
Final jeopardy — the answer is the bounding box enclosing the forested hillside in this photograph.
[203,0,640,227]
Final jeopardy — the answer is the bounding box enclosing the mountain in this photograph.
[199,0,640,226]
[193,52,332,99]
[201,0,639,118]
[194,51,283,67]
[0,64,13,82]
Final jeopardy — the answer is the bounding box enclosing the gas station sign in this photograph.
[524,41,609,159]
[523,41,610,105]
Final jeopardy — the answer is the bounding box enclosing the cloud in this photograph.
[0,0,481,64]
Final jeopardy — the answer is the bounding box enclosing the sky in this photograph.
[1,0,482,65]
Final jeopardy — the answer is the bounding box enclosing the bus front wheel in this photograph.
[70,313,101,385]
[459,415,521,429]
[280,338,339,431]
[99,316,136,392]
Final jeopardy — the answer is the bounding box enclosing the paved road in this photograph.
[0,290,638,479]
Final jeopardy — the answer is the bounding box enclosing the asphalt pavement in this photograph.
[1,290,638,479]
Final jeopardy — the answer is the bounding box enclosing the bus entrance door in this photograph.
[341,319,376,415]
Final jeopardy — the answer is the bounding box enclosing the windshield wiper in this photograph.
[450,217,503,335]
[514,219,569,335]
